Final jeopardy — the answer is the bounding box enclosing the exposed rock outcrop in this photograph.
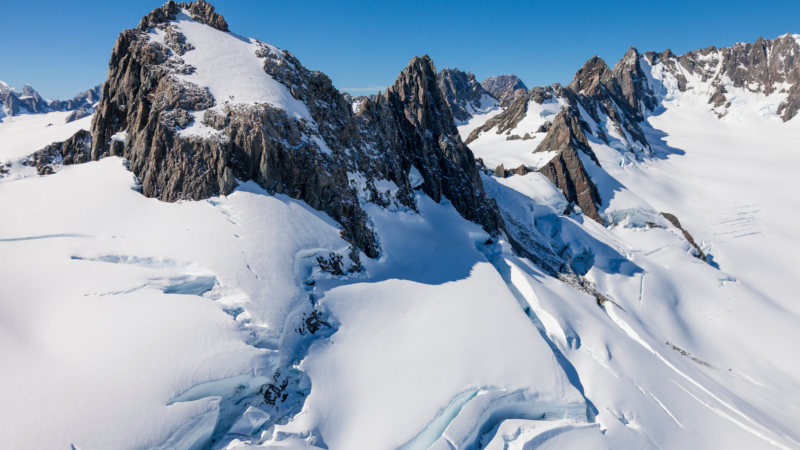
[24,129,92,175]
[644,34,800,121]
[481,74,527,106]
[660,212,708,262]
[48,1,503,259]
[436,68,497,123]
[611,47,658,114]
[465,84,566,145]
[534,109,602,221]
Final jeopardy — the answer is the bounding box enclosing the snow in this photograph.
[110,130,127,142]
[449,58,800,448]
[408,165,424,188]
[268,196,587,449]
[172,11,311,122]
[0,110,93,162]
[3,13,800,449]
[0,158,349,449]
[177,110,226,140]
[461,97,565,170]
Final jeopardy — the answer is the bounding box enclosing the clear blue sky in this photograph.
[2,0,799,99]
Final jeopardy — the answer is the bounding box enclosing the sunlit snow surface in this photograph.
[2,26,800,450]
[456,60,800,449]
[0,110,93,162]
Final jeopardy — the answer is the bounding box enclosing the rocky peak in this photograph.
[643,34,800,120]
[611,46,658,114]
[64,6,503,259]
[533,107,602,222]
[568,56,615,95]
[481,74,527,99]
[138,0,228,32]
[0,82,98,118]
[392,56,457,131]
[376,56,503,234]
[436,68,496,123]
[20,84,38,97]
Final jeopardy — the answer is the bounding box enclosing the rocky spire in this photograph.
[436,68,495,123]
[612,46,658,114]
[568,56,615,96]
[138,0,228,31]
[481,74,527,100]
[0,82,98,118]
[534,108,602,221]
[73,4,502,258]
[380,56,503,235]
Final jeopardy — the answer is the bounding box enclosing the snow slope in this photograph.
[2,9,800,449]
[460,98,564,170]
[0,156,354,449]
[170,11,311,121]
[453,55,800,449]
[0,110,93,162]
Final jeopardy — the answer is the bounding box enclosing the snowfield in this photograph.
[2,12,800,450]
[0,110,93,162]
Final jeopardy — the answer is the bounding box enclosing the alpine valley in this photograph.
[1,2,799,449]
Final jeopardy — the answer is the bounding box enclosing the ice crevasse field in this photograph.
[1,9,800,450]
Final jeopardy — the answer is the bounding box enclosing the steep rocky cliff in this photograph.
[534,109,602,221]
[481,74,527,106]
[45,0,501,259]
[436,68,497,123]
[643,34,800,120]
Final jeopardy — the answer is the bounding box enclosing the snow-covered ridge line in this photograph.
[0,80,101,122]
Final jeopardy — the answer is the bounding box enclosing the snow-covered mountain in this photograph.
[437,68,498,124]
[1,2,799,449]
[481,74,528,106]
[0,81,101,122]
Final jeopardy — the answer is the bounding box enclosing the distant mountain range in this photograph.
[0,80,101,122]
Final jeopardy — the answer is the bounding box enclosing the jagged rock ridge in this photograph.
[436,68,497,123]
[43,0,502,259]
[481,74,528,106]
[465,34,800,227]
[0,82,101,122]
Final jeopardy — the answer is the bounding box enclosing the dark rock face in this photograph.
[0,84,50,115]
[538,145,601,222]
[24,130,92,175]
[465,85,563,144]
[137,0,228,32]
[436,68,496,123]
[465,94,526,144]
[534,108,597,163]
[50,86,102,112]
[644,34,800,121]
[481,74,527,102]
[370,57,503,236]
[567,55,651,154]
[79,1,502,258]
[660,212,707,262]
[534,109,602,221]
[611,47,658,114]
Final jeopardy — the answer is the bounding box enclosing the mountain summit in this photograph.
[2,2,800,450]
